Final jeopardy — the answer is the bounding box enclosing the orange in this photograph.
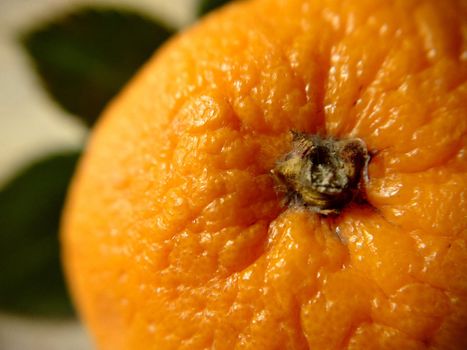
[62,0,467,349]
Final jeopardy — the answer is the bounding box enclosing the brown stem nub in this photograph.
[271,131,369,215]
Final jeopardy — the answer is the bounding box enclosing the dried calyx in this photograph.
[272,131,369,215]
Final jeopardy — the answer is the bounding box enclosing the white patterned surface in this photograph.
[0,0,194,349]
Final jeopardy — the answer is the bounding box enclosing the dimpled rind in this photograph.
[62,0,467,349]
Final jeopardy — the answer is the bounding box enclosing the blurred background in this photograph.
[0,0,229,348]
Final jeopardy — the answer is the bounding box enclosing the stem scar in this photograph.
[271,131,370,215]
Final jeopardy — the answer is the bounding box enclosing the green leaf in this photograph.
[0,152,80,317]
[197,0,232,17]
[21,7,174,127]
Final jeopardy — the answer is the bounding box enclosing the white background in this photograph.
[0,0,194,348]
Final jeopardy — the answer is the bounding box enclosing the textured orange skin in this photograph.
[62,0,467,349]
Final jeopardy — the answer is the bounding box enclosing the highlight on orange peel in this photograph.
[62,0,467,349]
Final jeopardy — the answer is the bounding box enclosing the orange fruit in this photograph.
[62,0,467,349]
